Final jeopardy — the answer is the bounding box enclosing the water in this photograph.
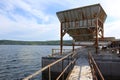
[0,45,72,80]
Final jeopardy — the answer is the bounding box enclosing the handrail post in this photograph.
[49,67,51,80]
[70,53,73,70]
[62,59,64,80]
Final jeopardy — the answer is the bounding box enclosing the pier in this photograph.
[23,4,120,80]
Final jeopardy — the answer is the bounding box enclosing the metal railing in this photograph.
[88,52,104,80]
[51,49,72,56]
[23,51,77,80]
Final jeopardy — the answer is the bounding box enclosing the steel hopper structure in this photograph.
[57,4,107,54]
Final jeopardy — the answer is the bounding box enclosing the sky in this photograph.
[0,0,120,41]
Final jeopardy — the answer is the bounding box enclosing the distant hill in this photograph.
[0,40,72,45]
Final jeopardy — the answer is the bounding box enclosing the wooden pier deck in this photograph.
[67,48,92,80]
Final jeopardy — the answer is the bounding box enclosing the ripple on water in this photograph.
[0,45,66,80]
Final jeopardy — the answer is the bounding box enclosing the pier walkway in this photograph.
[23,47,105,80]
[67,48,92,80]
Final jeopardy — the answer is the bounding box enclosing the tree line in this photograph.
[0,40,72,45]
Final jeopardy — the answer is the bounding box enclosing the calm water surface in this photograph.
[0,45,72,80]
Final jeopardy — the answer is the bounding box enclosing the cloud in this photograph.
[100,0,120,19]
[0,0,60,41]
[0,12,59,40]
[104,20,120,39]
[0,0,120,41]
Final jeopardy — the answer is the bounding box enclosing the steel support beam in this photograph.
[72,40,75,51]
[95,18,99,54]
[60,23,63,55]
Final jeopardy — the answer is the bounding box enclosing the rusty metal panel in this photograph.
[62,19,96,30]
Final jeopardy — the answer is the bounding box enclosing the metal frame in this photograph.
[51,49,72,56]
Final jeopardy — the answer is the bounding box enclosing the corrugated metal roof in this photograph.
[57,4,107,23]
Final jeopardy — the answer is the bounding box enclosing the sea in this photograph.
[0,45,73,80]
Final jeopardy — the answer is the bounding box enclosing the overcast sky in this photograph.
[0,0,120,41]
